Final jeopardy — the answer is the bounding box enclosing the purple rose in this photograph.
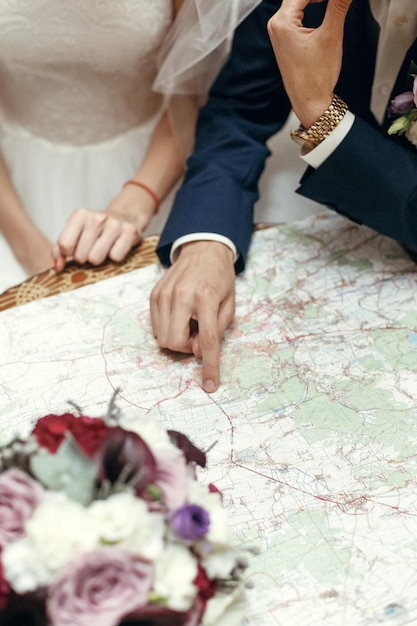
[413,76,417,107]
[0,468,44,546]
[389,91,414,115]
[46,548,154,626]
[171,504,210,541]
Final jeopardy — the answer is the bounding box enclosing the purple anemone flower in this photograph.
[170,504,210,541]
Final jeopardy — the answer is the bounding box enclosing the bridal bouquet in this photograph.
[0,397,248,626]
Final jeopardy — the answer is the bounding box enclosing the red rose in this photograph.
[208,483,223,500]
[32,414,110,457]
[32,414,76,453]
[66,415,111,457]
[194,565,216,603]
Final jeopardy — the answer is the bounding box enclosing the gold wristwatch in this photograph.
[290,94,348,148]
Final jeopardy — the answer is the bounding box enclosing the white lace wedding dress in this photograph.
[0,0,177,291]
[0,0,320,293]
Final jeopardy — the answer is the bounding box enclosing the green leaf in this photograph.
[30,438,97,505]
[387,115,409,136]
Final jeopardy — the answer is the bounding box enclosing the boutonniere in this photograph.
[387,61,417,147]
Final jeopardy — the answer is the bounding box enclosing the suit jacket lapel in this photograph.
[334,0,417,127]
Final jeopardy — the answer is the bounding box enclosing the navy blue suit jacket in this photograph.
[157,0,417,271]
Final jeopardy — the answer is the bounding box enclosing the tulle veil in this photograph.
[153,0,263,159]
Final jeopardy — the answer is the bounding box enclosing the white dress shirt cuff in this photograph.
[301,111,355,168]
[170,233,238,264]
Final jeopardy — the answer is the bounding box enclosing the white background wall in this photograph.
[254,111,322,224]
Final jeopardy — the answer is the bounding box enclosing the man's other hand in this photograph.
[267,0,352,128]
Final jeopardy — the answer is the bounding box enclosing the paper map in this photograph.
[1,212,417,625]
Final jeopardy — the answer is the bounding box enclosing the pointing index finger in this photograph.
[195,303,221,393]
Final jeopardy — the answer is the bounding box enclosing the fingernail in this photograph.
[203,380,216,393]
[53,258,59,271]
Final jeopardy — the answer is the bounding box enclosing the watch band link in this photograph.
[290,94,348,147]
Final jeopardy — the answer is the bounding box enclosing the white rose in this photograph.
[153,543,198,611]
[89,492,164,560]
[119,414,172,450]
[200,546,238,580]
[203,584,247,626]
[24,492,100,574]
[2,537,50,592]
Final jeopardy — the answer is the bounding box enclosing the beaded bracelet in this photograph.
[123,180,160,214]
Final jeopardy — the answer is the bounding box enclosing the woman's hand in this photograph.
[52,184,156,271]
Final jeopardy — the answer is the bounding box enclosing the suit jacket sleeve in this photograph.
[157,0,291,272]
[296,117,417,256]
[158,0,417,270]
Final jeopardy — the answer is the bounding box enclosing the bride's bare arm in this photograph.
[0,152,52,275]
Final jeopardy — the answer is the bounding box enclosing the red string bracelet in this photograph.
[123,180,160,214]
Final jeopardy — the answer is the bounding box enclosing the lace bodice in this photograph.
[0,0,173,145]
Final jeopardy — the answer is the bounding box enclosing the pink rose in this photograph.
[46,548,154,626]
[0,468,44,546]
